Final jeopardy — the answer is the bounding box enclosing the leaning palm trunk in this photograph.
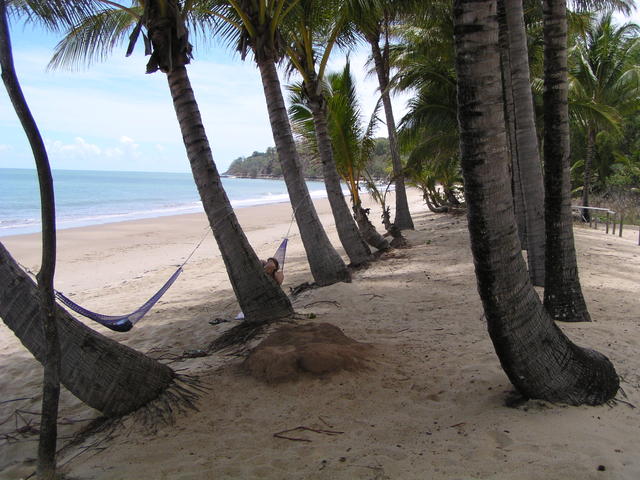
[367,35,414,231]
[307,93,372,264]
[353,203,390,251]
[166,66,293,321]
[256,58,350,285]
[503,0,546,286]
[143,0,292,321]
[0,243,176,417]
[454,0,618,404]
[543,0,591,322]
[0,5,59,475]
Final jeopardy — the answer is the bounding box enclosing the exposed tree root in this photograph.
[208,320,272,354]
[136,374,205,430]
[289,282,317,297]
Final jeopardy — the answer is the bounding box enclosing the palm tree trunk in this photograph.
[503,0,546,287]
[367,34,414,231]
[307,93,372,264]
[543,0,591,322]
[166,66,293,320]
[0,5,59,475]
[498,0,528,250]
[0,242,177,417]
[581,127,596,222]
[443,186,461,207]
[353,203,391,251]
[256,58,350,285]
[454,0,618,404]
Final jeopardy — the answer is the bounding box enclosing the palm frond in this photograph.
[48,6,140,70]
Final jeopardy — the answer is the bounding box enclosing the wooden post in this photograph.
[619,213,623,237]
[606,211,610,234]
[594,218,598,230]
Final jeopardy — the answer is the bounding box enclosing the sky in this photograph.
[1,8,638,174]
[0,17,408,174]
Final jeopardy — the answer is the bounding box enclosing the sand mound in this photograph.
[244,323,372,382]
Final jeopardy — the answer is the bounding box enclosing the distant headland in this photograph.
[222,138,391,180]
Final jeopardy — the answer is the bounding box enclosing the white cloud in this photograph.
[47,137,102,157]
[0,39,410,173]
[44,136,153,171]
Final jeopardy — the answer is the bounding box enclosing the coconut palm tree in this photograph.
[0,1,61,474]
[542,0,634,321]
[348,0,414,230]
[498,0,546,286]
[0,0,196,429]
[288,61,390,250]
[569,13,640,221]
[543,0,591,322]
[50,0,294,320]
[391,14,463,213]
[454,0,619,404]
[282,0,371,264]
[207,0,350,285]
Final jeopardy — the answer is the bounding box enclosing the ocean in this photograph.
[0,168,329,237]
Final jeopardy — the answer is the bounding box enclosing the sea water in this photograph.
[0,168,329,237]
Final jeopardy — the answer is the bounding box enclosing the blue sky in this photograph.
[0,18,406,174]
[1,9,637,174]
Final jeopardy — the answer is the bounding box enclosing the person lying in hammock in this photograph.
[262,257,284,285]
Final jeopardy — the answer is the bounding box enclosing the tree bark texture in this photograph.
[353,205,391,251]
[367,34,414,231]
[0,4,59,476]
[503,0,546,286]
[543,0,591,322]
[0,243,176,417]
[166,66,293,321]
[498,0,528,250]
[454,0,618,404]
[307,90,372,264]
[257,58,350,285]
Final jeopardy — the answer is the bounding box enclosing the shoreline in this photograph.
[0,171,332,238]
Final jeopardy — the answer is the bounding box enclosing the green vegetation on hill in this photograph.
[224,138,391,179]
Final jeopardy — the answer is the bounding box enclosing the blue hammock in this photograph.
[56,237,289,332]
[55,266,183,332]
[271,238,288,270]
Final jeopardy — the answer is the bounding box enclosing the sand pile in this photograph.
[244,322,372,382]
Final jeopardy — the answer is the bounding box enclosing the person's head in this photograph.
[264,257,279,276]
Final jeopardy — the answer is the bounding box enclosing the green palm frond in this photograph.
[286,80,318,149]
[569,99,623,133]
[569,13,640,137]
[7,0,110,32]
[48,6,140,70]
[288,58,382,190]
[570,0,633,15]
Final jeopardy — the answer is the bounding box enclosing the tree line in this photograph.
[223,138,392,180]
[0,0,635,478]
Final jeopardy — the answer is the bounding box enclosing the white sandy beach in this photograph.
[1,189,640,480]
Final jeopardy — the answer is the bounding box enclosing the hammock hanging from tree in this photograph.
[55,267,183,332]
[55,236,290,333]
[271,238,288,270]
